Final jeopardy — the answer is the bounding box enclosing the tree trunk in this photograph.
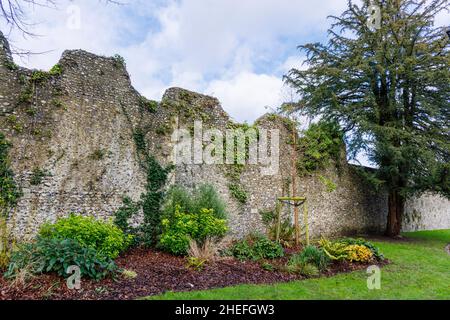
[385,190,404,237]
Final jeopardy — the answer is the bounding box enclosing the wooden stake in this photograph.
[291,122,300,246]
[303,200,309,246]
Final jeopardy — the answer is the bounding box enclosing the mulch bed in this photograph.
[0,248,388,300]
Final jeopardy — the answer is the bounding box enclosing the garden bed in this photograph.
[0,247,388,300]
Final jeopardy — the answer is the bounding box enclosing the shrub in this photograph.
[159,206,227,255]
[188,238,218,262]
[186,257,206,271]
[318,237,382,262]
[0,133,22,216]
[318,237,350,261]
[122,269,137,279]
[4,61,18,71]
[49,64,63,76]
[297,121,343,175]
[300,263,320,277]
[162,184,227,222]
[114,196,140,236]
[4,238,117,281]
[345,245,373,262]
[339,238,384,260]
[229,233,284,261]
[112,54,126,68]
[0,217,14,270]
[39,214,133,259]
[139,96,158,113]
[286,254,320,277]
[259,209,295,245]
[295,245,330,271]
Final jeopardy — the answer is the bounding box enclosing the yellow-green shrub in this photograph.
[159,206,227,255]
[39,214,133,259]
[345,244,373,262]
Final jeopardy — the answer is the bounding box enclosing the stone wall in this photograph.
[403,193,450,232]
[0,32,447,240]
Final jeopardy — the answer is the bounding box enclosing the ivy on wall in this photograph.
[118,101,173,247]
[296,121,343,176]
[296,121,343,192]
[0,133,21,217]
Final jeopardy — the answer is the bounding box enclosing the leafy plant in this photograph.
[0,133,22,217]
[297,121,343,175]
[29,167,48,185]
[295,245,330,271]
[112,54,125,68]
[122,269,137,279]
[188,238,218,262]
[228,183,248,204]
[0,217,14,270]
[259,209,295,245]
[4,238,117,281]
[18,86,33,104]
[345,245,373,262]
[114,196,140,236]
[186,257,206,271]
[159,206,227,255]
[318,237,383,262]
[299,263,319,277]
[229,233,284,261]
[286,254,320,277]
[318,237,350,261]
[4,61,18,71]
[39,214,133,259]
[31,70,49,82]
[339,238,384,260]
[48,64,63,76]
[319,175,337,192]
[162,184,227,222]
[139,96,158,113]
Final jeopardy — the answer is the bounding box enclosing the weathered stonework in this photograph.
[403,193,450,232]
[0,32,448,240]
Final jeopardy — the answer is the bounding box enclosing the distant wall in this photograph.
[1,32,448,241]
[403,193,450,232]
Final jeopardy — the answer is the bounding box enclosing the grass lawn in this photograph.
[147,230,450,300]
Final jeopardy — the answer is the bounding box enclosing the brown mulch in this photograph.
[0,248,388,300]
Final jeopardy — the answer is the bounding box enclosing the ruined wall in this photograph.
[0,32,447,240]
[403,193,450,232]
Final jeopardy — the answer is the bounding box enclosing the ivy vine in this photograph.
[0,133,21,217]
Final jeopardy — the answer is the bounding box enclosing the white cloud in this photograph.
[206,72,284,123]
[1,0,350,122]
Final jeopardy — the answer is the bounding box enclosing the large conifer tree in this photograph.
[285,0,449,236]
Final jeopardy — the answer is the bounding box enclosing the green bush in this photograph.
[0,217,14,271]
[297,121,343,175]
[289,245,330,272]
[4,238,117,280]
[318,237,384,262]
[39,214,133,259]
[159,206,227,255]
[259,209,295,244]
[0,133,22,216]
[229,233,284,261]
[339,238,384,260]
[162,184,227,221]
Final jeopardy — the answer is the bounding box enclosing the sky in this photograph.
[1,0,351,123]
[1,0,447,168]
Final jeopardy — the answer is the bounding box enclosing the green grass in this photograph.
[146,230,450,300]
